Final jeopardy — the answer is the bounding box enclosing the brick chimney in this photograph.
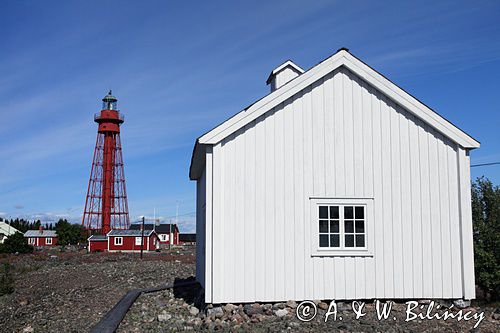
[39,225,43,235]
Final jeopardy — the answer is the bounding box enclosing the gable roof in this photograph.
[107,229,155,237]
[190,48,479,179]
[129,223,179,233]
[0,222,20,236]
[24,230,57,238]
[88,234,107,241]
[179,233,196,242]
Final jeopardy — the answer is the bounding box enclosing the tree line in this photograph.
[0,218,55,233]
[471,177,499,300]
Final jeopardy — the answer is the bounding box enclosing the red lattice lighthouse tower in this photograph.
[82,91,130,234]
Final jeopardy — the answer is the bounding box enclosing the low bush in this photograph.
[0,232,34,254]
[0,263,14,296]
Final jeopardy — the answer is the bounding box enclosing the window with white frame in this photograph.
[159,234,168,242]
[114,237,123,246]
[46,237,52,245]
[311,198,372,256]
[135,237,142,246]
[28,237,35,245]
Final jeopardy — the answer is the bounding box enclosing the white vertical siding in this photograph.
[204,146,213,301]
[195,169,206,288]
[458,149,476,299]
[206,66,473,303]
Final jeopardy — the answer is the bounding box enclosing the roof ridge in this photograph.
[190,48,479,179]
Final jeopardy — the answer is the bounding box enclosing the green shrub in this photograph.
[55,219,86,246]
[472,177,500,300]
[0,263,14,296]
[0,232,33,254]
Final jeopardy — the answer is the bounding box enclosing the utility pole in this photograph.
[174,202,179,247]
[140,216,145,260]
[169,219,172,251]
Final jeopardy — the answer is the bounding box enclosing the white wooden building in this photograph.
[189,48,480,304]
[0,222,20,244]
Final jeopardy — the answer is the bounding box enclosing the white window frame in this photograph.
[135,237,142,246]
[114,237,123,246]
[159,234,168,242]
[310,197,374,257]
[28,237,35,245]
[46,237,52,245]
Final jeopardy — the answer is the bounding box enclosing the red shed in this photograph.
[87,234,108,252]
[107,229,159,252]
[24,228,58,247]
[129,223,179,246]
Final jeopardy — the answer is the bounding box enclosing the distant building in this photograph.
[0,222,21,243]
[88,229,160,253]
[87,235,108,252]
[24,227,58,246]
[129,223,179,245]
[179,233,196,244]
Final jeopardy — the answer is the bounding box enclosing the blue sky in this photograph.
[0,1,499,231]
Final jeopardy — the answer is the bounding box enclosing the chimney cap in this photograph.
[266,60,305,85]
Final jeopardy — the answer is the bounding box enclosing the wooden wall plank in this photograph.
[458,148,476,299]
[264,110,276,301]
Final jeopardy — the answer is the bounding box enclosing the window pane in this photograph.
[330,220,339,233]
[356,235,365,247]
[319,220,328,233]
[355,220,365,233]
[330,206,339,219]
[344,206,354,219]
[319,206,328,218]
[345,235,355,247]
[330,234,340,247]
[319,235,329,247]
[355,206,364,219]
[345,220,354,233]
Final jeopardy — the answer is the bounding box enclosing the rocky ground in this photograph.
[120,283,500,332]
[1,246,499,332]
[0,246,195,332]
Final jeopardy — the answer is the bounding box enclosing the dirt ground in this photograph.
[0,247,195,333]
[1,246,499,332]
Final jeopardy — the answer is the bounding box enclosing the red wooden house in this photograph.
[24,227,58,247]
[88,229,160,253]
[129,223,179,245]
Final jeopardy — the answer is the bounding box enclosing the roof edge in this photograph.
[195,48,479,149]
